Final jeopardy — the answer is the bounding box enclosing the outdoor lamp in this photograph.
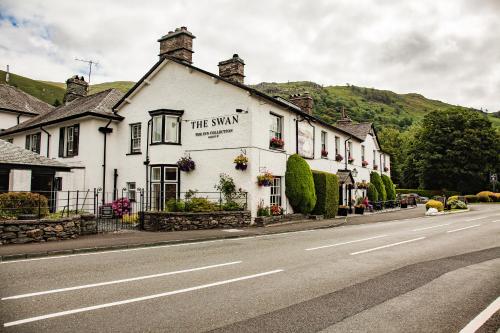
[352,168,358,178]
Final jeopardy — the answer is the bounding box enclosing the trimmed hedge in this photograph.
[0,192,49,218]
[426,199,444,212]
[367,183,378,202]
[476,191,496,202]
[396,189,460,198]
[370,172,387,201]
[311,170,339,218]
[285,154,317,214]
[381,174,396,200]
[465,194,479,203]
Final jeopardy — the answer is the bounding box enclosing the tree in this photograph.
[285,154,317,214]
[367,183,378,202]
[311,171,339,218]
[370,172,387,201]
[378,127,403,185]
[381,174,396,200]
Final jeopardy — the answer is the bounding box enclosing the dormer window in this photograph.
[149,109,183,145]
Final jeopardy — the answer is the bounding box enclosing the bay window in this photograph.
[149,110,183,144]
[25,133,41,154]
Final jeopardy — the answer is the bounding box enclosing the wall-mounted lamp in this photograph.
[236,108,248,114]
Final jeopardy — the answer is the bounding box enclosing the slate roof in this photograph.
[0,89,124,136]
[0,83,54,116]
[0,139,70,170]
[337,170,355,185]
[335,122,373,141]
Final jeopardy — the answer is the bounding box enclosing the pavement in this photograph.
[0,205,425,260]
[0,204,499,332]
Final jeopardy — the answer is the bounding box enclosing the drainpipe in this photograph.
[344,136,352,206]
[144,119,152,209]
[40,126,51,158]
[17,113,21,125]
[98,119,113,204]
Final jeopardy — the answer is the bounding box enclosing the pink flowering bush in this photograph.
[111,197,131,217]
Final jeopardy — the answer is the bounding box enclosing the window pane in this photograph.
[131,124,141,151]
[151,183,161,210]
[164,184,177,201]
[151,167,161,181]
[152,116,162,142]
[165,116,179,143]
[270,114,282,139]
[270,177,282,206]
[164,167,177,181]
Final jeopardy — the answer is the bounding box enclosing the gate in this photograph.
[94,188,145,232]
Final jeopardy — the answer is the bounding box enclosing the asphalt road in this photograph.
[1,204,499,333]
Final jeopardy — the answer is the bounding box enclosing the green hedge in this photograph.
[464,195,479,203]
[396,189,460,198]
[311,171,339,218]
[381,175,396,200]
[367,183,378,202]
[0,192,49,218]
[285,154,317,214]
[370,172,387,201]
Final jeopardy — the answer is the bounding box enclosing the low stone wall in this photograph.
[0,214,97,244]
[254,213,307,226]
[142,211,251,232]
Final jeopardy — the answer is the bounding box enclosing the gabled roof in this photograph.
[335,122,373,141]
[113,55,360,141]
[0,89,124,136]
[337,170,355,185]
[0,139,70,170]
[0,83,54,116]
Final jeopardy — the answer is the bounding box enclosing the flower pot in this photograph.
[354,207,365,215]
[338,207,348,216]
[401,203,408,208]
[235,163,247,170]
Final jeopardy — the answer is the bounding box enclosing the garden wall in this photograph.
[142,211,251,232]
[0,214,97,244]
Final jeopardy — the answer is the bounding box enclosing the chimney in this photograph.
[63,75,88,104]
[158,26,195,64]
[218,54,245,84]
[289,92,314,115]
[337,106,352,124]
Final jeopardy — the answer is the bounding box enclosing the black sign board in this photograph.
[100,206,114,219]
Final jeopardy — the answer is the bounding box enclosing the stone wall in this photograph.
[0,214,97,244]
[142,211,251,232]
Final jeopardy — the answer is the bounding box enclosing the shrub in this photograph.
[476,191,493,202]
[495,193,500,202]
[381,174,396,200]
[222,201,242,211]
[165,198,186,212]
[111,198,131,217]
[257,200,270,217]
[448,195,458,201]
[370,172,387,201]
[367,183,379,202]
[446,198,467,210]
[285,154,317,214]
[0,192,49,218]
[185,197,220,212]
[426,199,444,212]
[396,189,460,198]
[311,171,339,218]
[465,194,479,203]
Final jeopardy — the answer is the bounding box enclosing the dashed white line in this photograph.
[459,297,500,333]
[465,217,486,222]
[305,235,388,251]
[1,261,242,300]
[3,269,283,327]
[447,224,481,233]
[350,237,426,255]
[490,219,500,223]
[412,223,451,231]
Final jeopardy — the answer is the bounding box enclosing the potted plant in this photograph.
[384,166,389,172]
[354,204,365,215]
[373,164,379,170]
[356,181,369,189]
[321,149,328,158]
[233,154,248,170]
[335,154,343,162]
[177,156,196,172]
[338,205,349,216]
[257,172,274,187]
[348,156,354,164]
[270,205,283,216]
[270,137,284,149]
[362,160,369,167]
[400,198,408,208]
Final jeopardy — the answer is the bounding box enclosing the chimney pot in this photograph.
[218,54,245,85]
[158,26,196,64]
[63,75,88,104]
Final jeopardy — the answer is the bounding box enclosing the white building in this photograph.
[0,27,391,219]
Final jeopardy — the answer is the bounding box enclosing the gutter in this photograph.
[40,126,51,158]
[98,119,113,204]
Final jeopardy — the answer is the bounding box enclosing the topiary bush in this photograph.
[446,198,467,210]
[381,174,396,200]
[285,154,317,214]
[476,191,493,202]
[367,183,379,202]
[311,170,339,218]
[370,172,387,202]
[425,199,444,212]
[0,192,49,218]
[464,194,479,203]
[396,189,460,198]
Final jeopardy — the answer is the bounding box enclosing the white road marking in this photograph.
[350,237,426,255]
[447,224,481,233]
[1,261,242,300]
[221,229,243,233]
[490,219,500,223]
[459,297,500,333]
[305,235,388,251]
[412,223,451,231]
[3,269,283,327]
[465,217,487,222]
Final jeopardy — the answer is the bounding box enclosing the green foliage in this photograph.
[476,192,492,202]
[285,154,317,214]
[378,128,404,184]
[184,197,220,212]
[367,183,379,202]
[396,188,460,198]
[222,201,242,211]
[446,198,467,209]
[165,198,186,212]
[464,194,479,203]
[425,199,444,212]
[0,192,49,218]
[370,172,387,201]
[381,174,396,200]
[311,171,339,218]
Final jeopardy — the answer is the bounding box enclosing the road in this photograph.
[1,204,499,332]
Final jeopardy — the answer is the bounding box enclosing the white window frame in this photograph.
[66,126,74,155]
[270,177,282,206]
[321,131,327,153]
[361,145,365,161]
[127,182,136,201]
[164,116,180,143]
[335,136,340,155]
[152,116,162,143]
[27,133,41,153]
[348,141,353,158]
[269,113,283,140]
[373,149,376,166]
[130,123,141,153]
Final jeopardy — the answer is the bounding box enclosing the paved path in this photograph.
[0,204,498,332]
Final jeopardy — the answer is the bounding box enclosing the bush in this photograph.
[311,171,339,218]
[370,172,387,201]
[185,197,220,212]
[426,199,444,212]
[464,194,479,203]
[396,189,460,198]
[476,191,493,202]
[285,154,317,214]
[367,183,379,202]
[0,192,49,218]
[381,174,396,200]
[448,195,458,201]
[165,198,186,212]
[222,201,242,211]
[446,198,467,210]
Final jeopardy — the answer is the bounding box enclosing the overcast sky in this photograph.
[1,0,499,111]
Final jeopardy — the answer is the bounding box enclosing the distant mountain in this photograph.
[1,70,498,129]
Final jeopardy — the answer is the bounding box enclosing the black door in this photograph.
[0,168,9,192]
[31,169,56,212]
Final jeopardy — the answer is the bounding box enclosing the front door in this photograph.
[31,169,56,212]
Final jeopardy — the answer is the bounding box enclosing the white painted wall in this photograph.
[0,111,34,131]
[9,169,31,191]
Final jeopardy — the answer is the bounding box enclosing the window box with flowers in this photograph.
[373,164,379,170]
[362,160,369,167]
[348,156,355,164]
[233,154,248,170]
[270,137,284,150]
[335,154,343,162]
[177,156,196,172]
[257,172,274,187]
[321,149,328,158]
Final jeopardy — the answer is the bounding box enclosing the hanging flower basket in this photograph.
[233,154,248,171]
[362,160,369,167]
[257,172,273,187]
[270,137,284,149]
[321,149,328,158]
[373,164,379,170]
[177,156,196,172]
[335,154,343,162]
[348,156,355,164]
[384,166,389,172]
[356,181,369,189]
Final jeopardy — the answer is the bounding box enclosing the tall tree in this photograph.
[378,127,403,185]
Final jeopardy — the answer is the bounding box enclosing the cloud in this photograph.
[0,0,498,112]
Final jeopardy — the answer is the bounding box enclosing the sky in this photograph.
[0,0,499,112]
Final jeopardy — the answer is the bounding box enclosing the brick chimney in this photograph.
[337,106,352,124]
[158,26,195,64]
[63,75,88,104]
[289,92,314,115]
[218,54,245,84]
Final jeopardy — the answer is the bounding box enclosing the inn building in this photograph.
[0,27,390,219]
